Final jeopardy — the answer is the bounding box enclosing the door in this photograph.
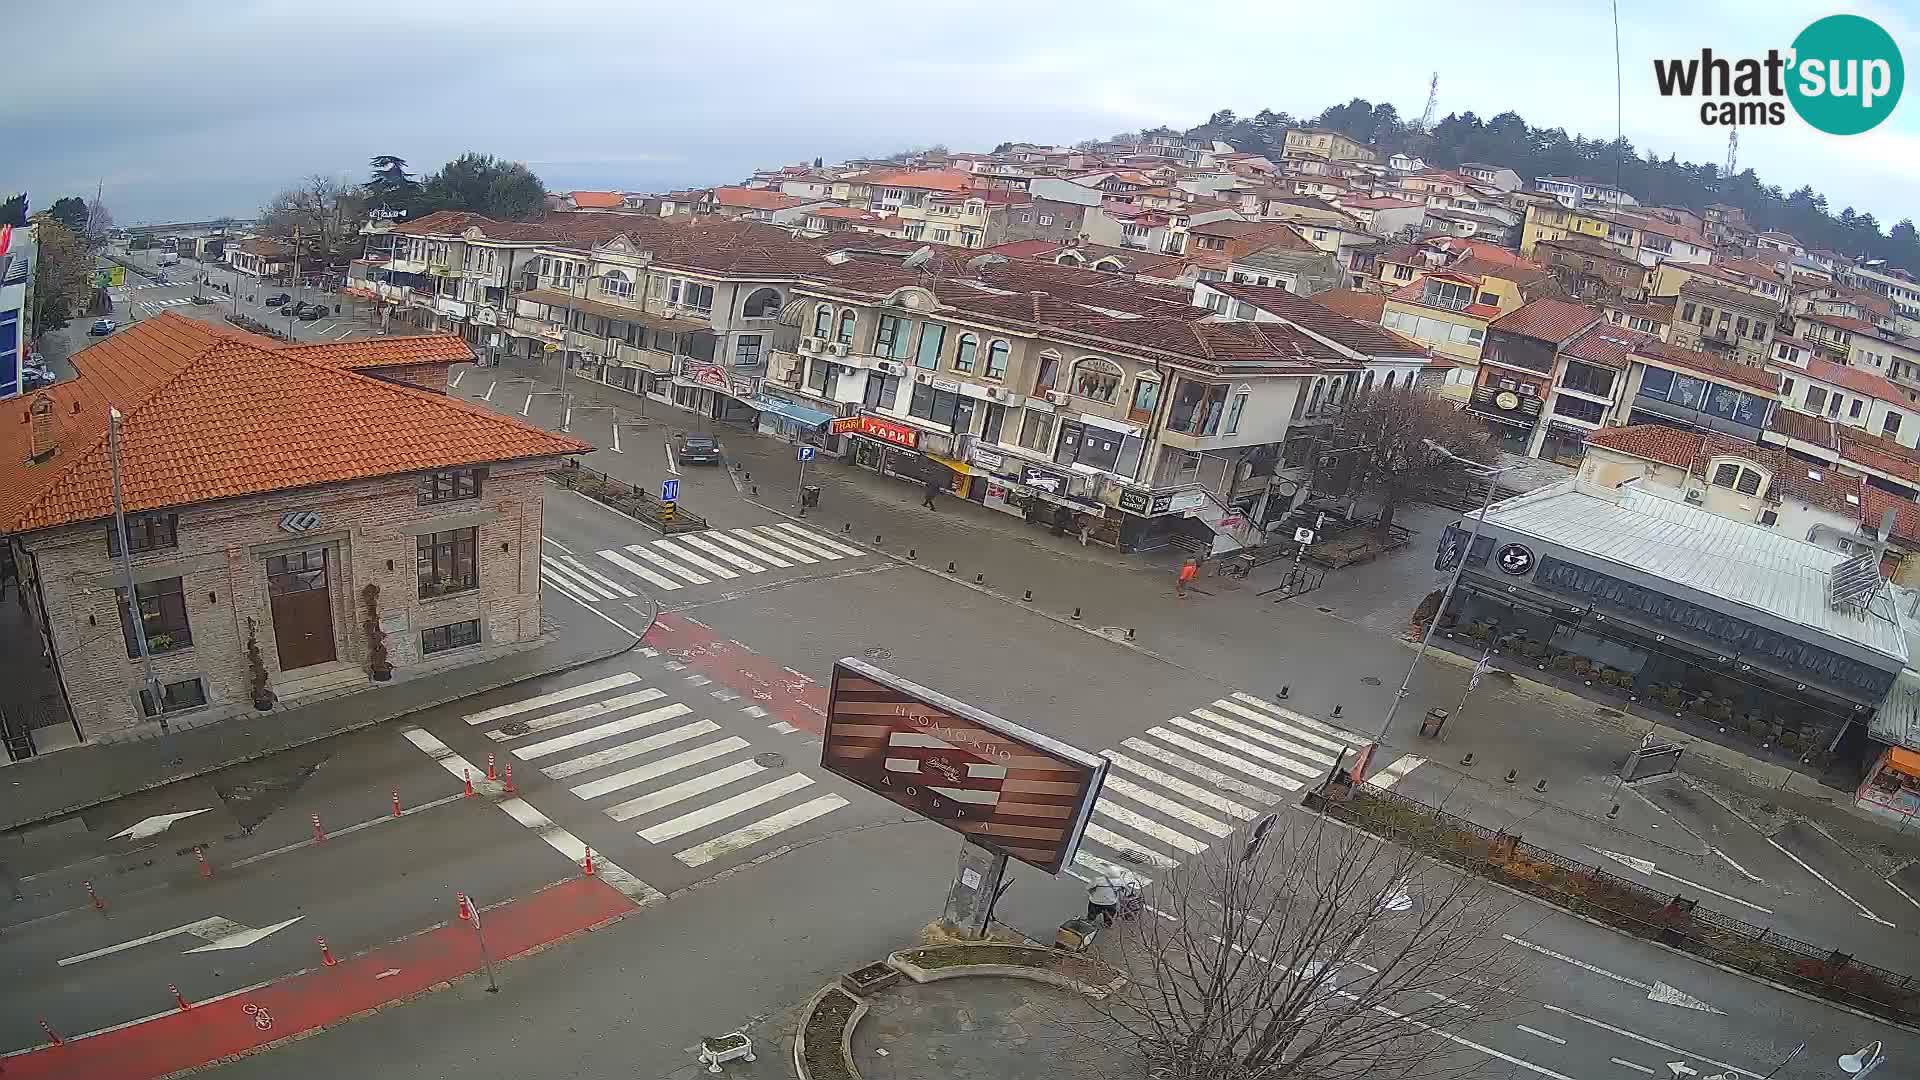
[267,547,337,671]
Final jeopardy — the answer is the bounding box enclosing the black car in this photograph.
[265,294,291,307]
[299,306,325,321]
[679,433,722,465]
[284,302,310,318]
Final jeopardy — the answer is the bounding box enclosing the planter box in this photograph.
[839,961,901,997]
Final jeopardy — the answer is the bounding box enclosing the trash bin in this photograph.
[1419,708,1448,738]
[801,485,822,509]
[333,304,340,314]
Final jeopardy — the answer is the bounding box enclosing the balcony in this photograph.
[511,315,566,344]
[1467,385,1543,428]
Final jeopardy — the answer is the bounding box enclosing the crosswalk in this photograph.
[137,298,197,311]
[1070,692,1427,886]
[539,521,867,602]
[460,670,849,869]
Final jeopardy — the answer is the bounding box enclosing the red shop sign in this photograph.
[858,415,920,450]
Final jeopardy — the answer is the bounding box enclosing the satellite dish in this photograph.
[966,253,1009,273]
[901,245,935,270]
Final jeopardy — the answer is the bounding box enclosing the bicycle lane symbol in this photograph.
[244,1001,274,1029]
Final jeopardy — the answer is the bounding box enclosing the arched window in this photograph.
[837,309,857,345]
[599,269,633,299]
[985,340,1010,380]
[742,287,782,318]
[1093,257,1125,272]
[812,303,833,337]
[1308,378,1326,415]
[1362,371,1376,395]
[1057,252,1083,266]
[1383,371,1397,392]
[1071,357,1124,403]
[1129,377,1161,420]
[953,334,978,373]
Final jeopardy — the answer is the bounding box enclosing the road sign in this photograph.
[1293,527,1315,544]
[661,478,679,503]
[798,446,816,462]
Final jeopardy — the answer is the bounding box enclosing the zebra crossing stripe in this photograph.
[673,533,766,572]
[607,757,764,821]
[540,556,618,599]
[1099,774,1235,835]
[1082,824,1179,870]
[752,525,844,560]
[1094,802,1211,853]
[675,793,849,867]
[734,527,816,564]
[650,538,740,579]
[484,692,674,741]
[770,522,864,557]
[598,548,684,591]
[1228,693,1372,745]
[1102,751,1258,821]
[541,569,600,605]
[463,673,641,725]
[1116,739,1280,804]
[639,772,816,842]
[1366,755,1426,790]
[1163,716,1322,779]
[514,705,695,760]
[701,530,792,568]
[1210,699,1350,755]
[1191,708,1337,767]
[1145,727,1304,792]
[567,729,739,797]
[549,729,744,782]
[621,543,710,584]
[1073,851,1154,888]
[560,555,638,597]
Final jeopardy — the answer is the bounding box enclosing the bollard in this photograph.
[743,473,751,483]
[503,763,516,794]
[170,984,192,1011]
[1459,753,1475,767]
[392,791,402,817]
[488,752,498,781]
[1126,628,1136,641]
[1534,778,1548,793]
[1072,607,1082,621]
[1023,590,1032,602]
[583,848,596,876]
[1607,803,1621,819]
[318,937,337,967]
[844,523,852,533]
[750,485,757,496]
[974,573,984,584]
[1331,704,1343,718]
[947,561,956,573]
[457,893,473,922]
[195,846,213,879]
[908,549,915,560]
[1503,769,1518,784]
[312,814,326,843]
[464,769,475,798]
[1277,685,1290,700]
[85,880,107,912]
[39,1019,62,1046]
[875,535,882,545]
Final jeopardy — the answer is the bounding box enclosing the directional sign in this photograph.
[1293,527,1315,545]
[111,808,212,842]
[57,915,304,967]
[661,478,679,503]
[797,446,816,462]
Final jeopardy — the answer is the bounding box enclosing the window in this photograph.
[422,619,482,655]
[1735,469,1764,495]
[1130,378,1161,421]
[1018,409,1055,454]
[1805,386,1828,412]
[932,229,952,243]
[1782,377,1795,397]
[812,304,832,337]
[1551,394,1607,424]
[1038,214,1053,226]
[600,270,634,299]
[1224,392,1248,434]
[985,340,1009,380]
[734,334,764,368]
[1850,398,1864,420]
[1828,392,1844,417]
[418,528,478,598]
[1711,462,1741,488]
[1681,302,1696,323]
[806,357,830,393]
[837,309,857,344]
[1070,357,1123,402]
[1391,264,1415,281]
[908,383,964,427]
[1887,413,1904,437]
[119,576,191,657]
[863,373,900,410]
[108,511,179,556]
[1426,280,1475,311]
[1736,317,1750,338]
[914,322,947,370]
[953,334,977,373]
[140,677,207,717]
[741,288,781,319]
[417,468,483,505]
[1559,361,1615,398]
[675,280,714,313]
[1479,292,1499,307]
[1019,212,1032,223]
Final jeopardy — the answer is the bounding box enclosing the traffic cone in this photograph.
[39,1019,62,1046]
[583,848,596,876]
[195,846,212,879]
[311,814,326,842]
[170,984,192,1010]
[457,893,472,922]
[318,937,336,966]
[85,880,107,912]
[502,763,515,794]
[464,769,474,798]
[487,752,497,781]
[392,790,402,817]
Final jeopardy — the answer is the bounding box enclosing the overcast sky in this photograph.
[6,0,1915,227]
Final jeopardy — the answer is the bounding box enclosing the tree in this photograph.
[417,153,548,221]
[47,196,88,233]
[259,174,365,261]
[1070,815,1528,1080]
[30,215,93,333]
[365,154,420,212]
[1327,388,1495,533]
[0,194,25,227]
[83,197,114,247]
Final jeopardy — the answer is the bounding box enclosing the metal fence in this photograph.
[549,461,708,535]
[1311,783,1920,1025]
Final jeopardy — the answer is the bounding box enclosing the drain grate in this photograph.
[1117,850,1150,865]
[753,752,787,769]
[864,647,894,661]
[1316,606,1334,614]
[1362,676,1382,686]
[500,720,530,737]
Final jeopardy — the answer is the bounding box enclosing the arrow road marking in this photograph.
[1503,936,1722,1013]
[1764,837,1895,927]
[183,916,304,953]
[57,915,302,966]
[1613,1060,1657,1075]
[111,808,212,842]
[1587,847,1773,915]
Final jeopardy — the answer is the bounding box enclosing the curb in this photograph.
[2,611,647,835]
[1300,802,1920,1036]
[792,983,867,1080]
[886,948,1126,999]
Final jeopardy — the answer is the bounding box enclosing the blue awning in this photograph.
[753,397,834,432]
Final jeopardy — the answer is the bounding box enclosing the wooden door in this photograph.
[267,547,337,671]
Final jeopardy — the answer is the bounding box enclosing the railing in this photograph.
[548,461,708,535]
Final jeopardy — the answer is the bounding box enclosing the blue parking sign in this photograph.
[798,446,816,462]
[661,478,679,503]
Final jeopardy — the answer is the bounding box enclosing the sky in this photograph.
[6,0,1916,228]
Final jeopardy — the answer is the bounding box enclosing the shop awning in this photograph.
[754,397,834,432]
[926,454,978,476]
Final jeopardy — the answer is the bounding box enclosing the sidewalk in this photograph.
[0,604,638,836]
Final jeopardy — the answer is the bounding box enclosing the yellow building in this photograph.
[1520,202,1611,256]
[1281,127,1377,164]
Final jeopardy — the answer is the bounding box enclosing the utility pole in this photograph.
[109,409,166,734]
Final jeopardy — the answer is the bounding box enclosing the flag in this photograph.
[1468,653,1493,692]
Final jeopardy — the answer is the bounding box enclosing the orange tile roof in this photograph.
[1489,298,1601,344]
[278,335,473,370]
[1585,424,1704,469]
[569,191,625,209]
[1311,288,1386,323]
[712,187,807,211]
[1803,356,1906,401]
[1636,338,1783,393]
[1860,484,1920,544]
[2,314,586,534]
[863,169,976,192]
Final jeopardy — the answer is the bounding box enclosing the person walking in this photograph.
[1086,875,1123,926]
[922,475,942,510]
[1176,559,1198,597]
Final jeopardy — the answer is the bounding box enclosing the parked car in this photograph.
[299,306,325,321]
[90,318,116,336]
[679,433,722,465]
[265,294,291,307]
[285,302,310,318]
[21,367,54,391]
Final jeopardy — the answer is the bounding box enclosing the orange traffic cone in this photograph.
[583,848,595,876]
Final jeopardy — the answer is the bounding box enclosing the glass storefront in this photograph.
[1444,581,1868,764]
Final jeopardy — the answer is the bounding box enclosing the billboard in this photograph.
[94,266,127,288]
[821,658,1106,874]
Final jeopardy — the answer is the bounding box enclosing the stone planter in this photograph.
[840,961,901,997]
[792,985,865,1080]
[886,943,1126,999]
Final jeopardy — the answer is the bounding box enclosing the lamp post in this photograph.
[1370,443,1522,762]
[1839,1041,1885,1080]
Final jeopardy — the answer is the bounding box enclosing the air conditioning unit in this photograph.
[985,387,1005,400]
[829,342,850,356]
[1046,390,1071,406]
[799,336,821,354]
[875,359,907,377]
[783,369,803,387]
[1684,488,1704,505]
[914,371,934,384]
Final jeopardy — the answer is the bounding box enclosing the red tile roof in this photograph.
[1764,407,1836,448]
[1584,424,1704,469]
[568,191,625,209]
[1636,339,1783,393]
[987,239,1062,259]
[1561,323,1654,370]
[1838,430,1920,486]
[864,169,976,192]
[1803,312,1882,336]
[1205,282,1425,357]
[712,187,807,211]
[1860,484,1920,544]
[1489,298,1602,344]
[2,314,586,534]
[1311,288,1386,323]
[1804,356,1905,401]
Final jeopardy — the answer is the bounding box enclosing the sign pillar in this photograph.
[940,838,1009,940]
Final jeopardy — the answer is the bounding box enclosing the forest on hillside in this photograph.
[1122,101,1917,276]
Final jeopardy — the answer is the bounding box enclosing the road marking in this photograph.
[653,538,740,579]
[1886,876,1920,911]
[560,555,640,597]
[541,556,619,599]
[183,916,306,954]
[1073,851,1155,888]
[703,530,792,568]
[1366,755,1426,790]
[542,568,606,604]
[1163,716,1322,779]
[314,321,337,334]
[1117,738,1280,804]
[483,380,496,402]
[770,522,865,557]
[1082,823,1180,869]
[554,730,743,785]
[400,727,662,904]
[462,672,641,725]
[1502,935,1722,1013]
[599,548,685,591]
[1101,751,1257,821]
[753,525,845,560]
[1613,1060,1657,1075]
[110,808,213,841]
[1191,707,1337,767]
[1516,1026,1566,1045]
[1590,847,1773,915]
[665,442,679,475]
[674,794,848,867]
[636,770,812,840]
[611,422,622,454]
[769,721,797,734]
[1765,837,1894,926]
[58,915,302,966]
[451,369,465,388]
[1228,693,1371,744]
[1099,774,1235,835]
[675,533,767,572]
[483,691,672,741]
[1709,846,1762,883]
[607,757,765,822]
[541,535,574,554]
[736,527,816,564]
[513,705,693,760]
[1139,729,1302,793]
[623,543,712,585]
[1095,800,1212,852]
[522,393,533,415]
[1210,699,1350,755]
[1537,1005,1763,1080]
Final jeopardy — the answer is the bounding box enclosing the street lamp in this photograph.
[1371,442,1523,756]
[1840,1042,1885,1079]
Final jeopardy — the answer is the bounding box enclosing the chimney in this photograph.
[27,396,55,462]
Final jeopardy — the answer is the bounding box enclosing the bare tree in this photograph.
[1063,814,1531,1080]
[1325,388,1495,533]
[259,174,364,261]
[83,197,115,247]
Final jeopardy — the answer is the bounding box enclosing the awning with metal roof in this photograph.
[752,397,834,432]
[516,288,707,333]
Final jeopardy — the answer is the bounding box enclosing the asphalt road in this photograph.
[110,247,385,344]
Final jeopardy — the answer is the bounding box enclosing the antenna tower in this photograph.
[1724,128,1739,178]
[1418,72,1440,130]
